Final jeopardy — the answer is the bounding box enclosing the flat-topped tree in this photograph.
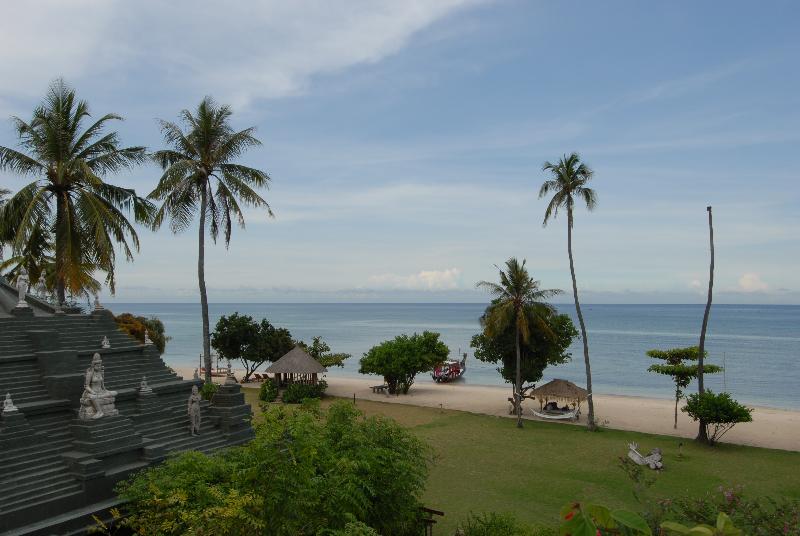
[0,79,153,303]
[149,98,272,384]
[646,346,721,429]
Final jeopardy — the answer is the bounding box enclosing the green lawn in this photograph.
[243,389,800,533]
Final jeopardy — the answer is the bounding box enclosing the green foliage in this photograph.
[661,512,741,535]
[327,522,380,536]
[118,401,431,535]
[282,380,328,404]
[0,79,153,301]
[258,377,278,403]
[114,312,170,353]
[646,346,721,429]
[199,381,218,401]
[652,486,799,536]
[682,391,753,444]
[298,335,351,368]
[211,313,294,381]
[457,512,542,535]
[359,331,449,394]
[472,306,577,386]
[559,502,651,535]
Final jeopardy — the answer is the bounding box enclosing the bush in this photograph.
[118,401,431,535]
[457,512,545,535]
[199,382,218,401]
[114,313,170,353]
[682,391,753,444]
[359,331,449,394]
[258,378,278,403]
[282,380,327,404]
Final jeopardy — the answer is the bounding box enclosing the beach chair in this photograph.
[371,384,388,394]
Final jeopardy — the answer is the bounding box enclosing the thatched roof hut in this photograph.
[265,346,326,385]
[531,379,588,405]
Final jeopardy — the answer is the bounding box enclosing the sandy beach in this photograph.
[175,367,800,452]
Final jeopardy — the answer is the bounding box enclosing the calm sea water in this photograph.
[110,303,800,409]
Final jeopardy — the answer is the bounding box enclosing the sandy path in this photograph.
[174,367,799,452]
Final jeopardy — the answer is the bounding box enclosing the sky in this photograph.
[0,0,798,304]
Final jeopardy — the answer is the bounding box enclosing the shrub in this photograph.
[282,380,327,404]
[258,378,278,403]
[661,512,741,535]
[118,401,431,535]
[681,391,753,444]
[199,381,218,401]
[457,512,543,535]
[114,313,170,353]
[559,502,650,536]
[359,331,449,394]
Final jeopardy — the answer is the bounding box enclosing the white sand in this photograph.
[174,366,800,452]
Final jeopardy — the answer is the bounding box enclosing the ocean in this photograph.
[109,303,800,410]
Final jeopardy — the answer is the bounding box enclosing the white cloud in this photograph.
[0,0,482,108]
[368,268,462,290]
[689,279,702,290]
[738,273,768,292]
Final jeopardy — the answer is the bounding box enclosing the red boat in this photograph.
[432,352,467,383]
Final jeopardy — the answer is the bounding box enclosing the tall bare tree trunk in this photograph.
[55,192,67,305]
[568,208,595,430]
[515,323,523,428]
[697,206,714,443]
[674,387,679,429]
[199,184,212,384]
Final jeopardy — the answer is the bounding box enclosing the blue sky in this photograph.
[1,0,798,303]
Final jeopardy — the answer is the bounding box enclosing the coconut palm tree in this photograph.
[539,152,598,430]
[477,258,561,428]
[0,79,152,303]
[149,97,272,383]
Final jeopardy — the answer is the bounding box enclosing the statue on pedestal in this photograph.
[187,385,201,435]
[15,268,29,308]
[101,336,111,349]
[193,368,200,381]
[139,375,152,394]
[144,330,153,345]
[3,392,18,414]
[79,353,118,420]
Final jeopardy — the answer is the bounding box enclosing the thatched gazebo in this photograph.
[530,379,588,410]
[265,346,326,386]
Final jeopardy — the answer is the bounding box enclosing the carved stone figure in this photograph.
[94,295,104,311]
[3,392,18,414]
[101,336,111,349]
[35,271,48,298]
[16,267,29,308]
[187,385,201,435]
[139,375,152,394]
[79,353,118,420]
[627,442,663,470]
[193,368,200,381]
[144,330,153,345]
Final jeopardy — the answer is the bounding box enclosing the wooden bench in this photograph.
[371,384,388,394]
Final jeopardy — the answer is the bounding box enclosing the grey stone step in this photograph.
[2,471,77,496]
[0,482,83,514]
[0,460,66,483]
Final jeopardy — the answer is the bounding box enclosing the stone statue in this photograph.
[193,368,200,381]
[187,385,201,436]
[144,330,153,345]
[35,271,48,298]
[627,442,663,470]
[16,267,29,308]
[79,353,118,420]
[3,392,18,414]
[101,336,111,349]
[94,295,104,311]
[139,375,152,394]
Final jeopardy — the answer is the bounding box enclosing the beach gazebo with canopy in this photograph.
[265,346,327,386]
[528,379,588,421]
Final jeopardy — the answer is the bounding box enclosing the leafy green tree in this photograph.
[0,79,152,304]
[298,335,351,368]
[211,313,293,382]
[476,258,561,428]
[359,331,449,394]
[115,313,171,354]
[471,304,577,393]
[646,347,721,429]
[148,97,272,384]
[539,152,598,430]
[682,391,752,445]
[118,401,431,535]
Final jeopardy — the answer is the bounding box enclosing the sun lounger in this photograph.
[371,384,388,394]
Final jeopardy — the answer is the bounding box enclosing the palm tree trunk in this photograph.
[198,184,212,384]
[674,387,679,429]
[515,323,523,429]
[697,206,714,443]
[568,209,595,430]
[55,192,67,305]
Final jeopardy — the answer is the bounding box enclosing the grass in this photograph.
[243,389,800,534]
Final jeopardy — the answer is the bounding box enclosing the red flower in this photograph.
[564,511,575,521]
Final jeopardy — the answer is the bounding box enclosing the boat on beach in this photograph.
[432,352,467,383]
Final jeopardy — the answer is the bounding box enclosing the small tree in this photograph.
[211,313,293,382]
[682,391,753,445]
[115,313,170,354]
[646,346,721,429]
[298,335,351,368]
[359,331,449,394]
